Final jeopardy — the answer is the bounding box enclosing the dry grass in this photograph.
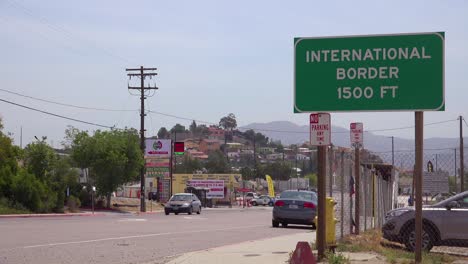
[110,197,164,212]
[336,230,465,264]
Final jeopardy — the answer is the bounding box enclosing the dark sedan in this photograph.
[164,193,202,215]
[272,190,317,228]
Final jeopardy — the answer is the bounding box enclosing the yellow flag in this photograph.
[266,175,275,197]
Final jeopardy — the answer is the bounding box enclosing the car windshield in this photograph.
[170,195,191,201]
[280,191,317,202]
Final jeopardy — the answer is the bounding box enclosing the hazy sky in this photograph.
[1,0,467,148]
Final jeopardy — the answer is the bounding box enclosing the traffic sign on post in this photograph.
[294,32,444,112]
[350,122,363,148]
[310,113,331,146]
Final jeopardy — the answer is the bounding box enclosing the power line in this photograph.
[239,119,458,135]
[0,87,459,135]
[463,116,468,128]
[4,0,133,64]
[0,98,115,129]
[0,88,137,112]
[371,147,461,154]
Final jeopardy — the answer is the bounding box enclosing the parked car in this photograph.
[164,193,202,215]
[382,191,468,252]
[272,190,318,228]
[244,192,258,201]
[251,195,274,206]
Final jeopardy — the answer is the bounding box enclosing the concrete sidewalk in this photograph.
[165,231,383,264]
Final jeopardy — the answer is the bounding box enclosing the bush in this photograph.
[0,197,30,214]
[66,195,81,212]
[79,189,91,207]
[11,170,46,212]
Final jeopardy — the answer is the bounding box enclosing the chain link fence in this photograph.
[325,146,468,255]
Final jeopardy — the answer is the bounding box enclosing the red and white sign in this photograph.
[309,113,331,146]
[145,139,171,157]
[187,180,225,198]
[350,122,363,148]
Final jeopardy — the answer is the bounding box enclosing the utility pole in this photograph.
[20,126,23,149]
[253,134,256,177]
[295,146,298,189]
[454,148,457,192]
[391,136,394,167]
[460,116,465,192]
[173,131,177,173]
[126,66,158,212]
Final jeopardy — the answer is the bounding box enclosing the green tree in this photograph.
[205,150,229,173]
[157,127,170,139]
[240,167,254,181]
[10,170,49,212]
[189,120,197,135]
[219,113,237,131]
[263,162,291,181]
[197,124,210,138]
[70,129,143,208]
[305,173,318,188]
[170,124,186,134]
[176,155,202,173]
[23,139,57,182]
[23,140,78,212]
[0,118,21,198]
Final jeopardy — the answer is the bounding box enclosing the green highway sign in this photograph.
[294,32,444,112]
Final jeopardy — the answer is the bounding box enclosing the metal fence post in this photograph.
[363,166,367,231]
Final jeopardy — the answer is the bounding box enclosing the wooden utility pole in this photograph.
[126,66,158,212]
[460,116,465,192]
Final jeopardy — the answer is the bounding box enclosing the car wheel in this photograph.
[272,220,279,228]
[165,210,169,215]
[175,212,179,215]
[188,207,193,215]
[282,223,288,228]
[197,207,201,214]
[252,201,257,206]
[405,226,434,252]
[268,202,273,206]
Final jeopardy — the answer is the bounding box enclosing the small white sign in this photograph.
[145,139,172,157]
[350,122,363,148]
[309,113,331,146]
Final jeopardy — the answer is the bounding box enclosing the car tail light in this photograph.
[303,202,316,209]
[274,200,285,207]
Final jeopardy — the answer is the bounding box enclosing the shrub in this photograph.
[66,195,81,212]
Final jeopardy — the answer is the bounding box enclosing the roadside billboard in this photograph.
[187,180,225,199]
[145,139,171,157]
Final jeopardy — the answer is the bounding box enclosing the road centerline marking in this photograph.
[20,224,266,249]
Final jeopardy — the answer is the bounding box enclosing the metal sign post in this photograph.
[317,145,327,261]
[309,113,331,261]
[350,122,363,235]
[415,112,424,263]
[354,147,360,235]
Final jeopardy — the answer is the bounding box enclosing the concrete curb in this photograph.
[0,212,105,218]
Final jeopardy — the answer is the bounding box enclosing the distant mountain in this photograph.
[242,121,465,153]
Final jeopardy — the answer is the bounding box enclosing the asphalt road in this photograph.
[0,207,313,264]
